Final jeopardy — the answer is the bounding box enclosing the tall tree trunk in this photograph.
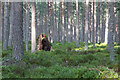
[12,2,24,60]
[109,2,115,61]
[73,3,76,42]
[67,2,72,43]
[64,2,67,42]
[61,0,65,44]
[105,5,109,44]
[50,2,54,43]
[58,2,62,42]
[114,13,118,42]
[3,2,10,50]
[81,2,85,42]
[8,3,13,47]
[94,1,96,44]
[0,2,2,42]
[88,3,92,42]
[96,2,100,43]
[23,4,26,42]
[44,2,47,35]
[118,5,120,44]
[36,2,41,38]
[70,2,73,42]
[54,2,57,44]
[2,3,4,50]
[101,2,105,43]
[25,2,30,51]
[31,2,36,53]
[41,2,44,34]
[85,0,89,50]
[47,2,50,41]
[76,0,79,47]
[92,1,95,48]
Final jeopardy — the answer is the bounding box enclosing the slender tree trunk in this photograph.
[96,2,100,43]
[89,3,92,42]
[114,13,117,42]
[109,2,115,61]
[67,2,72,43]
[118,5,120,44]
[58,2,62,42]
[12,2,24,60]
[92,2,95,48]
[64,2,67,42]
[116,12,119,43]
[41,2,44,34]
[36,3,41,38]
[94,1,96,44]
[70,2,73,42]
[81,2,85,42]
[101,3,105,43]
[105,5,109,44]
[47,2,50,41]
[85,0,89,50]
[31,2,36,53]
[25,2,30,51]
[8,3,13,47]
[73,3,76,42]
[44,2,47,35]
[3,2,10,50]
[50,2,54,43]
[54,2,57,44]
[0,2,2,42]
[61,0,65,44]
[2,3,4,50]
[76,0,79,47]
[23,4,26,42]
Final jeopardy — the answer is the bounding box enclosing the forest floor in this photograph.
[1,42,120,78]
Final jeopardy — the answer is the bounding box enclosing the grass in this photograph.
[1,42,120,78]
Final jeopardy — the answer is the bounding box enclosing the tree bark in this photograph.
[88,3,92,42]
[94,1,96,44]
[0,2,2,42]
[118,5,120,44]
[12,2,24,60]
[2,3,4,50]
[76,0,79,47]
[54,2,57,44]
[61,0,65,44]
[25,2,30,51]
[36,2,41,38]
[92,1,95,48]
[67,2,72,43]
[96,2,100,43]
[58,2,62,42]
[81,2,85,42]
[8,3,13,47]
[47,2,50,41]
[85,0,89,50]
[31,2,36,53]
[3,2,10,50]
[105,4,109,44]
[109,2,115,61]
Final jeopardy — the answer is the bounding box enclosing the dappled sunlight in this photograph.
[2,41,119,78]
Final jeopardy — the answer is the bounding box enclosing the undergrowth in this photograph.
[2,42,120,78]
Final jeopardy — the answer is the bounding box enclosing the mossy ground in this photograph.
[1,42,120,78]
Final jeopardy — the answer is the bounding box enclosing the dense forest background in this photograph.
[0,0,120,78]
